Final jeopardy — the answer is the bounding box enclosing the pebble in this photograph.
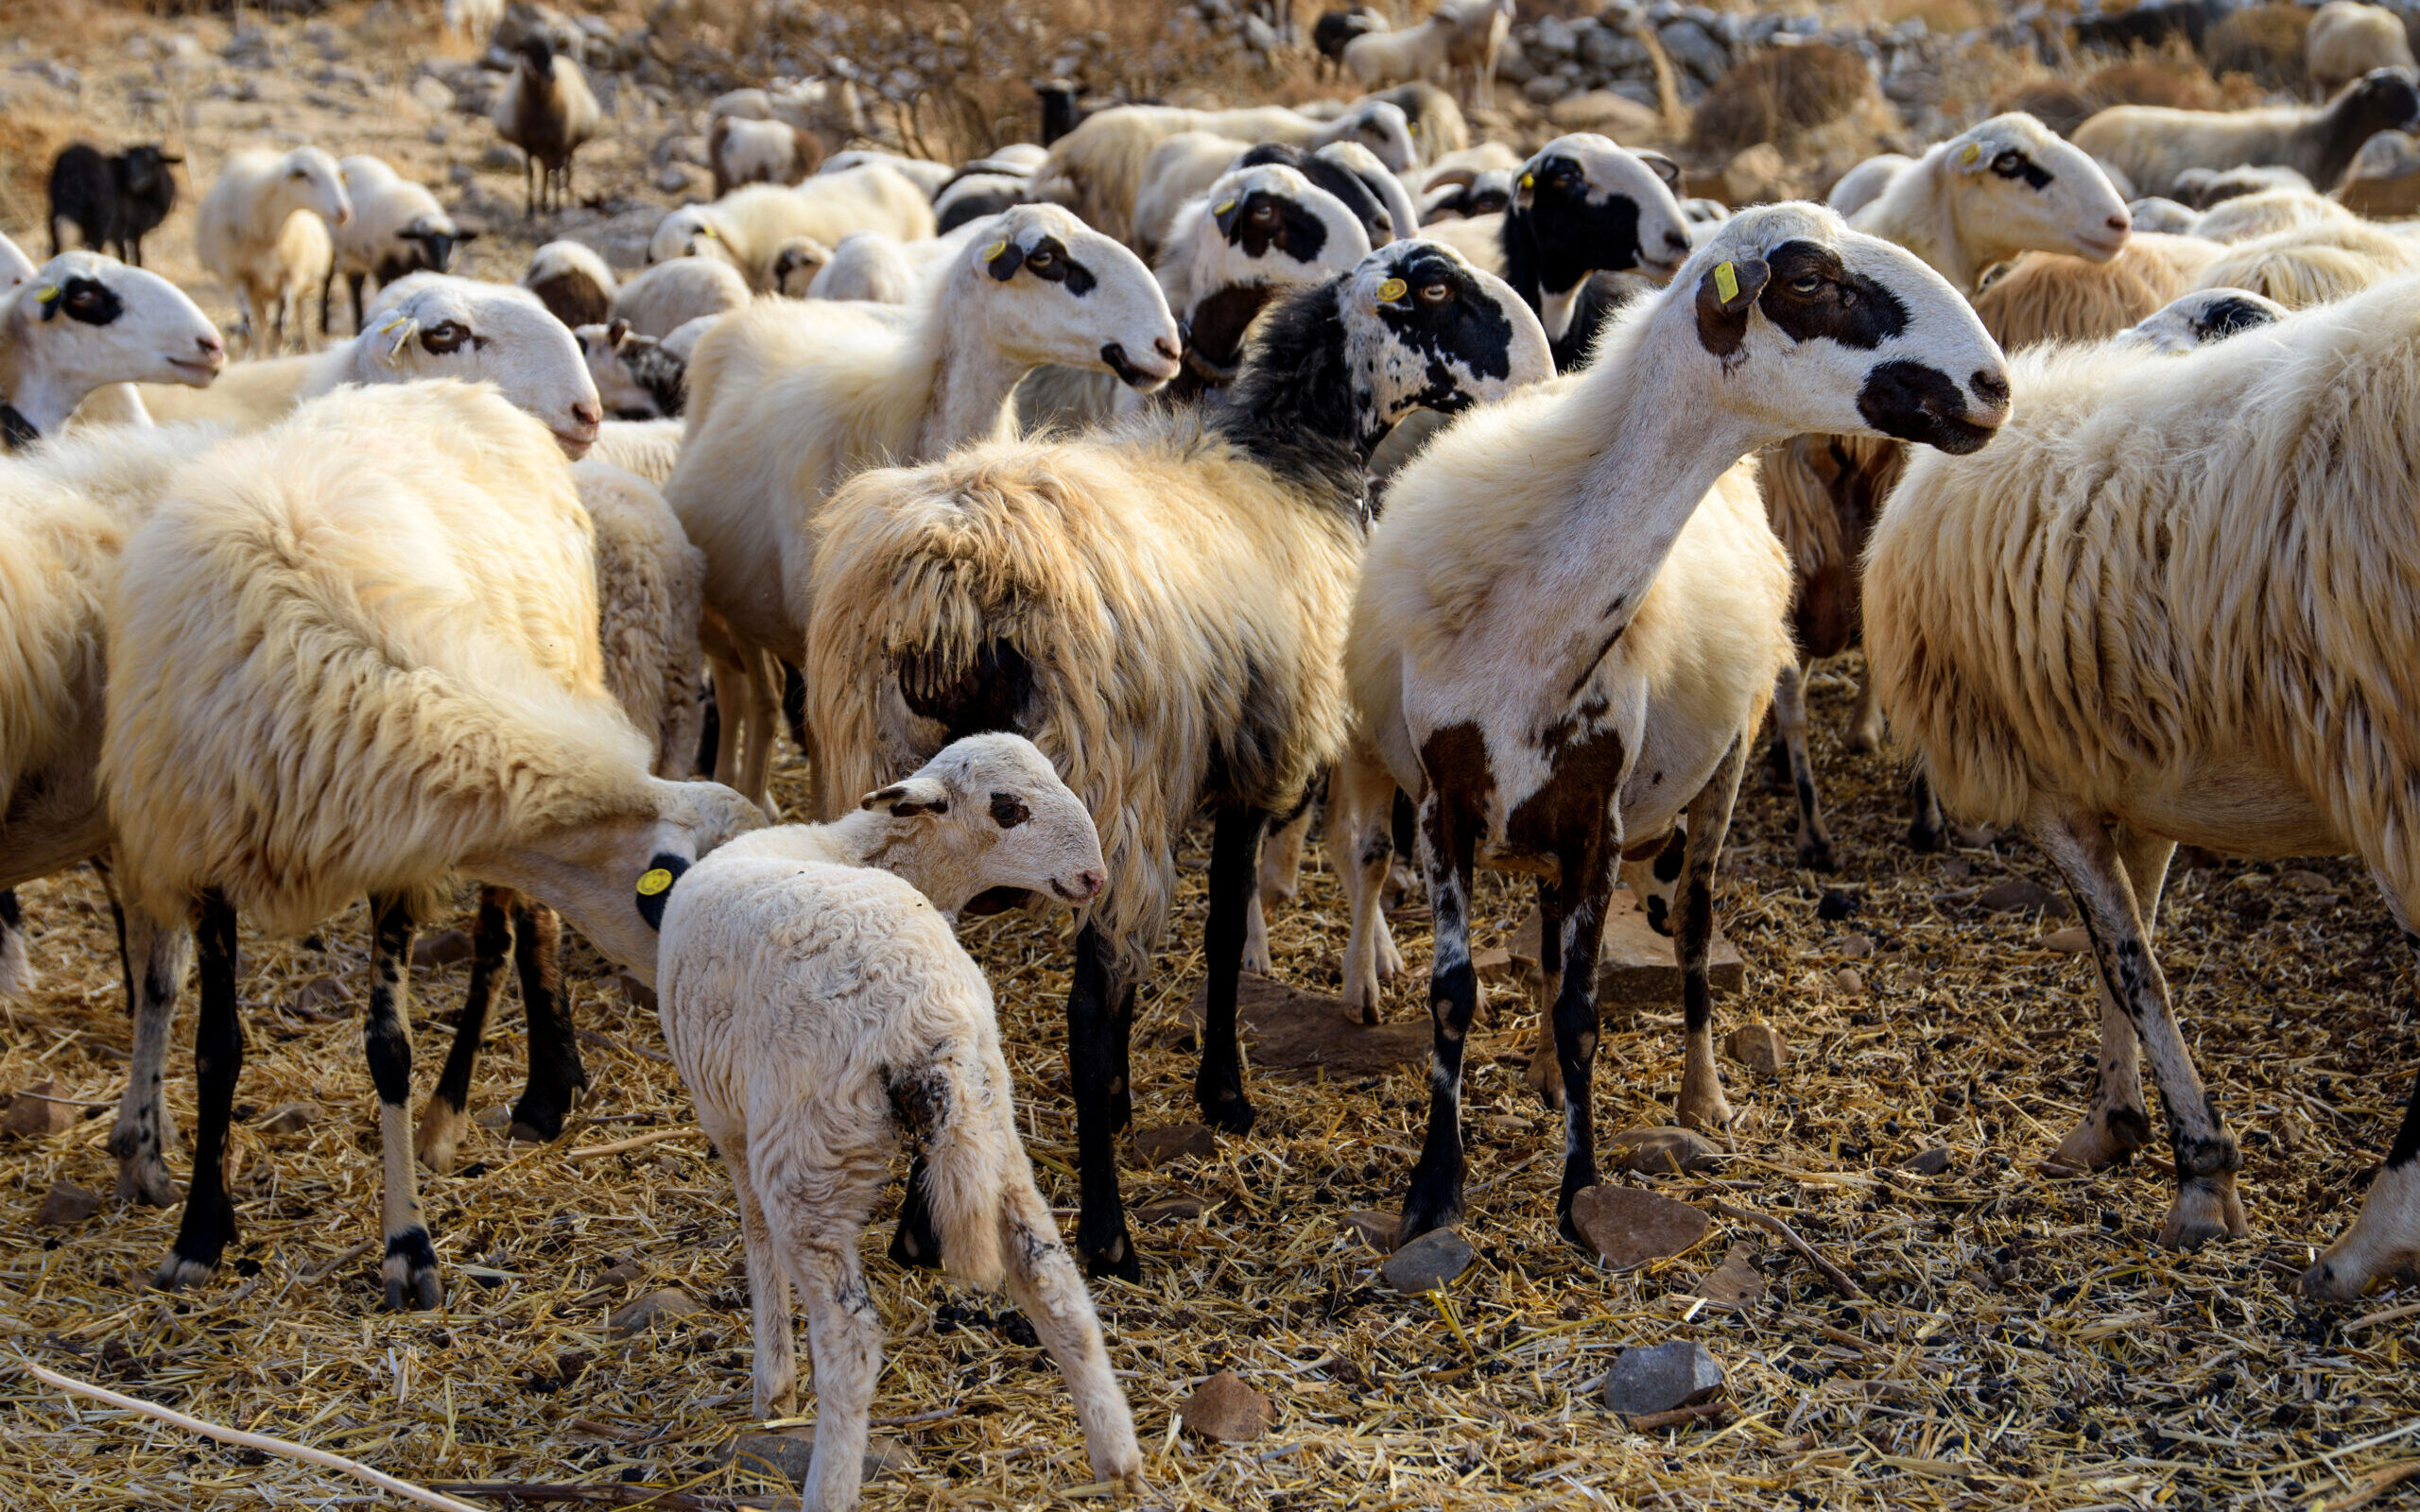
[1607,1126,1720,1177]
[36,1181,102,1227]
[1345,1210,1399,1253]
[606,1287,700,1338]
[1836,933,1874,959]
[1899,1145,1953,1177]
[291,974,348,1016]
[1975,878,2072,918]
[1570,1186,1710,1269]
[1600,1340,1724,1417]
[1135,1196,1204,1227]
[1132,1123,1217,1164]
[616,971,658,1011]
[723,1426,911,1487]
[475,1105,513,1130]
[1181,1370,1273,1442]
[2039,926,2092,954]
[1687,1243,1764,1311]
[411,929,474,969]
[1380,1228,1475,1293]
[255,1101,321,1135]
[1724,1022,1786,1074]
[3,1081,78,1137]
[1832,968,1866,996]
[2280,869,2336,893]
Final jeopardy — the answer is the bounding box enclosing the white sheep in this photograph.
[657,734,1137,1509]
[1341,205,2008,1247]
[588,416,686,483]
[323,155,476,336]
[1,252,224,443]
[2169,163,2314,209]
[100,381,764,1309]
[1340,11,1454,91]
[523,238,617,329]
[801,241,1550,1279]
[766,235,835,297]
[817,149,955,197]
[805,225,979,304]
[1825,153,1913,217]
[2124,196,2200,233]
[195,146,353,355]
[2189,217,2420,307]
[647,168,937,292]
[708,112,821,197]
[932,156,1035,234]
[2073,68,2420,199]
[2309,3,2414,98]
[493,34,601,217]
[1860,274,2420,1301]
[2118,286,2288,351]
[1127,101,1414,257]
[610,252,750,337]
[663,203,1182,816]
[443,0,502,41]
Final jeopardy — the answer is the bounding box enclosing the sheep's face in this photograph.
[1512,134,1692,340]
[397,218,475,279]
[1684,203,2010,456]
[648,207,735,268]
[1420,167,1512,223]
[1194,165,1374,291]
[2345,67,2420,133]
[965,204,1181,391]
[1338,100,1417,173]
[768,235,832,297]
[280,146,354,229]
[575,319,665,419]
[2119,288,2288,353]
[12,251,225,393]
[1939,114,2129,264]
[1340,239,1552,452]
[363,274,604,455]
[117,145,181,198]
[859,733,1106,917]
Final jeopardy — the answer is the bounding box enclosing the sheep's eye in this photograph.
[989,794,1030,830]
[420,321,469,354]
[64,289,100,315]
[1027,249,1054,268]
[1790,275,1823,296]
[1417,281,1453,306]
[1994,150,2023,172]
[287,168,306,180]
[1251,201,1278,222]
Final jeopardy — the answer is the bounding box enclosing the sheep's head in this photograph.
[960,203,1181,391]
[1335,99,1417,172]
[1936,113,2129,265]
[1173,164,1372,380]
[575,318,665,419]
[1512,134,1692,336]
[768,235,833,297]
[1333,238,1552,453]
[361,274,603,455]
[648,206,734,267]
[857,733,1105,918]
[2342,66,2420,135]
[6,253,224,423]
[2119,288,2288,353]
[279,146,353,229]
[1681,202,2010,456]
[398,216,477,277]
[116,145,181,198]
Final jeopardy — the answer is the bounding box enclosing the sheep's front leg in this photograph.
[1617,824,1686,938]
[1551,830,1618,1242]
[1674,741,1747,1133]
[2048,825,2170,1175]
[734,645,786,819]
[1065,922,1138,1280]
[1000,1180,1143,1486]
[366,894,442,1311]
[2030,807,2243,1250]
[1337,747,1403,1024]
[1195,805,1265,1134]
[1846,662,1884,754]
[110,896,192,1206]
[1772,661,1836,872]
[508,900,587,1142]
[419,887,514,1173]
[1247,786,1317,977]
[157,894,241,1291]
[1525,874,1565,1110]
[1398,786,1480,1246]
[724,1152,797,1418]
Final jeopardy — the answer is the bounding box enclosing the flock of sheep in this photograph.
[7,1,2420,1503]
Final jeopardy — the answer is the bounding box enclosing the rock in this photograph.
[607,1287,701,1337]
[1975,878,2072,919]
[1135,1196,1203,1227]
[409,74,454,113]
[654,163,696,195]
[723,1426,911,1486]
[1133,1124,1217,1164]
[1345,1209,1398,1253]
[1723,1022,1785,1074]
[1720,143,1797,205]
[1179,971,1426,1077]
[1832,968,1866,996]
[1657,17,1729,79]
[2039,927,2092,954]
[255,1101,320,1135]
[475,1105,513,1130]
[1687,1243,1763,1311]
[3,1081,78,1137]
[1608,1125,1720,1177]
[411,929,474,969]
[1509,892,1743,1004]
[1836,933,1873,959]
[1471,945,1516,983]
[1532,14,1579,55]
[1899,1144,1952,1177]
[2280,868,2336,893]
[479,145,524,173]
[289,974,348,1017]
[1380,1228,1475,1292]
[36,1181,102,1227]
[1181,1370,1273,1442]
[1570,1186,1710,1270]
[1547,89,1664,137]
[1601,1340,1724,1416]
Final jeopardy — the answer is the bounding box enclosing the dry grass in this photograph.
[1689,43,1880,159]
[3,665,2417,1510]
[2204,5,2311,95]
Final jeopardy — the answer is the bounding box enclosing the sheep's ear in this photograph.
[1692,254,1767,358]
[607,317,631,346]
[982,237,1021,281]
[457,227,480,244]
[1951,139,1991,176]
[862,776,951,816]
[1633,150,1683,192]
[634,851,689,933]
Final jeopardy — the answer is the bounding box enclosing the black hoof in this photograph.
[1396,1177,1464,1247]
[1198,1085,1255,1136]
[1796,837,1839,873]
[1907,819,1947,854]
[887,1213,945,1270]
[384,1269,443,1312]
[1079,1227,1141,1282]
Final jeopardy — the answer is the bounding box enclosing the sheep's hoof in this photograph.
[1198,1085,1255,1136]
[152,1251,216,1293]
[1845,725,1884,756]
[1677,1073,1734,1134]
[2156,1176,2248,1252]
[1525,1047,1566,1111]
[1242,941,1273,977]
[1906,816,1949,853]
[384,1267,443,1313]
[1795,833,1839,873]
[887,1211,945,1271]
[115,1155,179,1208]
[415,1102,469,1174]
[1079,1227,1141,1283]
[2046,1105,2151,1175]
[1396,1171,1465,1249]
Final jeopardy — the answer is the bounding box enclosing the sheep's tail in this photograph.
[898,1036,1013,1290]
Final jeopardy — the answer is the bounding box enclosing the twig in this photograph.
[17,1356,486,1512]
[2345,1299,2420,1332]
[2312,1458,2420,1512]
[565,1126,706,1161]
[1714,1200,1865,1299]
[301,1238,377,1284]
[434,1487,739,1511]
[1626,1401,1733,1432]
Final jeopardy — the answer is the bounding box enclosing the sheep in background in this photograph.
[647,168,937,292]
[1824,152,1913,217]
[2190,185,2355,241]
[2192,217,2420,307]
[2308,3,2413,98]
[523,238,615,328]
[804,226,979,304]
[1971,232,2222,351]
[493,33,601,217]
[1356,81,1471,163]
[322,155,477,336]
[819,150,956,198]
[611,253,749,337]
[1128,114,1414,263]
[195,146,352,355]
[933,156,1038,234]
[1340,11,1454,92]
[2125,196,2200,232]
[2117,286,2288,350]
[1314,6,1384,78]
[708,113,821,198]
[47,143,180,266]
[2073,67,2420,198]
[577,319,691,419]
[2169,163,2314,208]
[767,236,834,296]
[444,0,502,41]
[1440,0,1514,108]
[658,735,1136,1508]
[1151,163,1373,401]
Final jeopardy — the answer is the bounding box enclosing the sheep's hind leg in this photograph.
[1773,661,1836,872]
[999,1178,1143,1486]
[1673,740,1748,1134]
[1065,921,1139,1280]
[724,1152,797,1418]
[156,893,241,1291]
[1551,828,1619,1244]
[885,1157,945,1270]
[506,899,586,1143]
[775,1200,883,1512]
[1338,748,1403,1024]
[2030,807,2242,1251]
[2302,889,2420,1300]
[417,887,513,1173]
[1398,787,1480,1246]
[366,893,443,1311]
[2047,825,2170,1175]
[111,893,192,1207]
[1907,770,1947,852]
[1525,873,1565,1111]
[1195,805,1266,1135]
[1846,661,1884,754]
[1247,784,1317,977]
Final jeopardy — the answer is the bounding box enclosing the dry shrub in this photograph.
[0,109,78,237]
[1996,78,2098,135]
[2084,54,2220,112]
[1689,43,1875,157]
[1874,0,1985,35]
[2204,4,2309,93]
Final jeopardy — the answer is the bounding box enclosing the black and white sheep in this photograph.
[522,238,616,329]
[2072,67,2420,199]
[321,155,477,336]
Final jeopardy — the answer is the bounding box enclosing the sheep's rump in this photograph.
[102,382,653,932]
[1973,232,2221,350]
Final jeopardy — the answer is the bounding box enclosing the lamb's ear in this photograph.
[1692,254,1767,357]
[607,317,631,347]
[634,851,690,933]
[861,776,951,816]
[1950,138,1992,176]
[982,236,1021,281]
[1633,150,1683,192]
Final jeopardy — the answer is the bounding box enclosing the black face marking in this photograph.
[899,640,1031,742]
[1365,248,1515,437]
[1219,189,1328,263]
[1022,235,1097,295]
[2191,296,2280,343]
[989,793,1030,829]
[1236,143,1391,245]
[1507,154,1649,301]
[1692,253,1767,359]
[1990,148,2054,192]
[1858,358,1996,455]
[986,239,1021,281]
[44,276,125,327]
[0,404,37,450]
[1758,240,1910,350]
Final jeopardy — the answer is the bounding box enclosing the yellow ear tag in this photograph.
[697,222,717,238]
[1959,142,1981,165]
[1377,276,1408,301]
[1714,260,1738,303]
[636,868,674,897]
[1214,199,1236,215]
[1518,171,1535,189]
[33,285,58,305]
[981,239,1010,262]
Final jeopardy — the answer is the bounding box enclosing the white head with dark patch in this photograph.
[648,205,740,271]
[955,202,1182,390]
[1326,99,1418,173]
[1510,134,1692,339]
[2119,287,2289,352]
[1339,238,1553,452]
[1930,112,2130,265]
[856,732,1106,917]
[1167,165,1374,385]
[1,251,224,438]
[355,274,604,455]
[768,235,834,297]
[271,146,354,229]
[1680,202,2009,455]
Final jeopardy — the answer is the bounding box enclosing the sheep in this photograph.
[805,227,962,304]
[321,155,477,336]
[2189,185,2355,241]
[767,236,834,297]
[1,253,224,443]
[1418,145,1523,222]
[657,734,1137,1507]
[610,252,750,338]
[443,0,502,41]
[493,33,601,217]
[46,143,180,266]
[1439,0,1514,109]
[933,157,1036,235]
[1128,112,1414,262]
[100,381,764,1308]
[1861,273,2420,1301]
[2190,218,2420,306]
[579,320,680,419]
[194,146,352,356]
[523,238,616,329]
[1340,203,2009,1246]
[2169,163,2314,208]
[1152,163,1373,400]
[2117,285,2288,350]
[802,240,1550,1278]
[589,416,685,483]
[1314,6,1384,77]
[1970,232,2223,351]
[2125,196,2200,232]
[708,113,820,198]
[1825,152,1913,217]
[2308,2,2414,98]
[1037,80,1090,146]
[1340,12,1454,93]
[648,169,938,292]
[2072,67,2420,198]
[1357,81,1471,164]
[818,150,956,198]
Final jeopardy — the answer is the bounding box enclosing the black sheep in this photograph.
[1312,6,1383,77]
[47,143,181,267]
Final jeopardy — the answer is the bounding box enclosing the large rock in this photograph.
[1686,1244,1764,1311]
[723,1426,911,1487]
[1380,1228,1475,1293]
[1601,1340,1724,1416]
[3,1081,78,1137]
[1510,891,1743,1004]
[1180,972,1427,1077]
[1656,17,1729,80]
[1569,1186,1710,1270]
[1180,1371,1272,1442]
[36,1181,103,1227]
[1132,1124,1217,1164]
[1607,1125,1720,1177]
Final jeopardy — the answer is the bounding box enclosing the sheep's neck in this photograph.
[1858,169,1981,298]
[819,808,977,915]
[909,300,1027,462]
[0,365,95,439]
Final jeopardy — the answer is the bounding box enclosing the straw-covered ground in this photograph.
[3,667,2415,1510]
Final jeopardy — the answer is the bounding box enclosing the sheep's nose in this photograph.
[1072,868,1105,901]
[2106,211,2131,233]
[198,334,226,363]
[1153,335,1180,364]
[570,400,603,429]
[1969,367,2012,419]
[1666,229,1691,252]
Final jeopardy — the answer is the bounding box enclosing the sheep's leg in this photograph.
[1846,662,1884,755]
[318,266,336,339]
[1525,873,1566,1111]
[346,272,367,337]
[523,153,536,220]
[156,894,241,1291]
[1907,770,1947,852]
[2304,925,2420,1300]
[724,1152,797,1418]
[782,1220,882,1512]
[1248,783,1318,978]
[1773,661,1836,872]
[735,646,785,819]
[1398,786,1480,1246]
[417,887,514,1173]
[0,889,28,997]
[507,900,587,1142]
[999,1179,1143,1486]
[780,661,811,758]
[366,893,443,1311]
[110,896,191,1208]
[886,1157,946,1270]
[2029,806,2243,1251]
[1618,823,1686,938]
[1338,748,1403,1023]
[1673,739,1747,1134]
[2048,824,2169,1175]
[1551,826,1619,1244]
[1195,805,1266,1135]
[1065,921,1138,1280]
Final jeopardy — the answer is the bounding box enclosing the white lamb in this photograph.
[610,253,750,338]
[523,238,616,329]
[647,168,937,292]
[195,146,354,355]
[708,112,820,197]
[323,155,476,336]
[657,734,1136,1510]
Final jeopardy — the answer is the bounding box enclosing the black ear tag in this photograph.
[635,851,690,932]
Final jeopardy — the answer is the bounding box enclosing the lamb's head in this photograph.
[273,146,353,229]
[3,253,224,433]
[1512,133,1692,340]
[1935,113,2130,265]
[857,733,1106,917]
[1325,99,1417,172]
[2337,66,2420,138]
[359,274,603,455]
[768,235,834,296]
[1332,238,1552,452]
[649,206,738,270]
[577,319,667,418]
[1681,202,2009,455]
[959,203,1182,391]
[2119,288,2288,353]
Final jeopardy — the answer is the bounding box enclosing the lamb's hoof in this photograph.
[152,1251,216,1292]
[115,1156,179,1208]
[1242,942,1273,977]
[1199,1085,1255,1136]
[1377,927,1405,982]
[1079,1227,1142,1283]
[1525,1047,1566,1111]
[887,1214,944,1271]
[2045,1107,2150,1175]
[415,1104,468,1175]
[1340,977,1382,1026]
[1796,834,1839,873]
[1678,1074,1735,1134]
[509,1084,583,1145]
[2156,1177,2248,1252]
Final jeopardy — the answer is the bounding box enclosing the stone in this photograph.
[1180,1370,1272,1442]
[1832,968,1866,996]
[1380,1228,1475,1293]
[1569,1186,1710,1270]
[1601,1340,1724,1416]
[1975,878,2073,919]
[3,1081,78,1137]
[475,1104,513,1130]
[1836,933,1873,959]
[1132,1124,1217,1164]
[1345,1209,1398,1253]
[2040,927,2092,954]
[1180,972,1426,1078]
[723,1426,911,1486]
[607,1287,700,1337]
[1546,89,1663,137]
[479,144,523,173]
[655,163,696,195]
[1687,1244,1763,1311]
[1509,891,1743,1004]
[1608,1125,1720,1177]
[1135,1196,1204,1227]
[2280,868,2336,893]
[290,974,348,1017]
[1899,1144,1953,1177]
[36,1181,102,1227]
[1471,945,1517,983]
[1656,17,1729,79]
[411,929,474,969]
[409,73,454,112]
[1723,1022,1786,1074]
[255,1101,320,1135]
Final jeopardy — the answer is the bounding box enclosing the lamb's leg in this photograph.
[1673,739,1748,1133]
[999,1179,1143,1486]
[156,893,241,1291]
[1907,770,1947,852]
[0,889,31,996]
[1398,786,1480,1245]
[366,893,443,1311]
[1338,747,1402,1023]
[735,646,786,819]
[1551,827,1619,1243]
[887,1156,946,1270]
[318,265,335,338]
[111,896,191,1207]
[1066,922,1138,1280]
[1525,874,1566,1111]
[2029,806,2243,1250]
[724,1151,797,1418]
[1195,805,1266,1135]
[418,887,514,1173]
[1248,783,1317,977]
[784,1221,882,1512]
[2048,824,2170,1175]
[1773,661,1836,872]
[1846,662,1884,755]
[2303,969,2420,1298]
[507,899,587,1143]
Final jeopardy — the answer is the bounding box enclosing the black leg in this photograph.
[1400,789,1480,1245]
[1552,833,1617,1243]
[89,857,135,1014]
[1195,805,1266,1134]
[1907,770,1947,852]
[367,894,441,1311]
[887,1156,946,1269]
[421,888,513,1172]
[1066,922,1137,1280]
[509,900,586,1142]
[698,679,722,780]
[782,661,811,754]
[158,893,241,1291]
[346,272,366,337]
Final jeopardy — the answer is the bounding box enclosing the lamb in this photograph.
[2117,285,2287,350]
[1860,273,2420,1302]
[321,155,477,336]
[610,252,750,337]
[523,238,616,329]
[1129,113,1414,262]
[657,734,1137,1508]
[801,240,1551,1278]
[1825,152,1913,217]
[1340,11,1454,93]
[100,381,765,1308]
[493,34,601,217]
[194,146,353,355]
[767,236,834,296]
[708,112,821,197]
[2072,67,2420,198]
[1970,232,2222,351]
[933,156,1037,234]
[2308,2,2414,98]
[443,0,502,40]
[2189,218,2420,306]
[47,143,180,266]
[1341,204,2008,1246]
[647,168,937,292]
[663,203,1183,816]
